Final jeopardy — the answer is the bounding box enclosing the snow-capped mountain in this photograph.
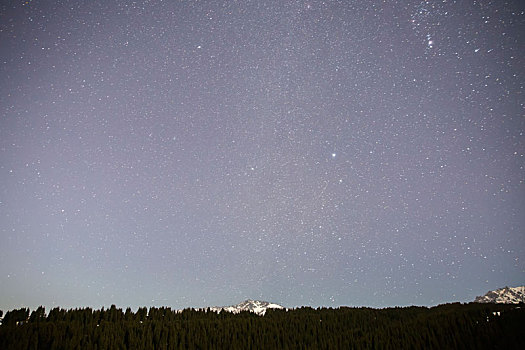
[474,286,525,304]
[209,300,284,316]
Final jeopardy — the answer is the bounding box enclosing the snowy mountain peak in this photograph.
[210,300,284,316]
[474,286,525,304]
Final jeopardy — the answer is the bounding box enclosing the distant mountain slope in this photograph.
[209,299,284,316]
[475,286,525,304]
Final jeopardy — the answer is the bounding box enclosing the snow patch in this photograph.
[475,286,525,304]
[208,299,284,316]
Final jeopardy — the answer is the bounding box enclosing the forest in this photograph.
[1,302,524,349]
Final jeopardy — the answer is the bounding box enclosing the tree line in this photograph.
[1,302,524,349]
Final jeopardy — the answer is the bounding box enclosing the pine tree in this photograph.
[30,306,46,323]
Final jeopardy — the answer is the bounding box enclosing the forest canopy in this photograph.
[1,302,524,349]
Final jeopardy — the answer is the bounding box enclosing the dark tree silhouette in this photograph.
[0,302,524,349]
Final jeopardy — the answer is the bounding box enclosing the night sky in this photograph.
[1,0,524,312]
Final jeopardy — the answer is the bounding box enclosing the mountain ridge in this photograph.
[207,299,284,316]
[474,286,525,304]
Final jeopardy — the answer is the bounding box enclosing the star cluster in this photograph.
[0,0,524,311]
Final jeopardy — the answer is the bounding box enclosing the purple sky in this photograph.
[1,0,524,311]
